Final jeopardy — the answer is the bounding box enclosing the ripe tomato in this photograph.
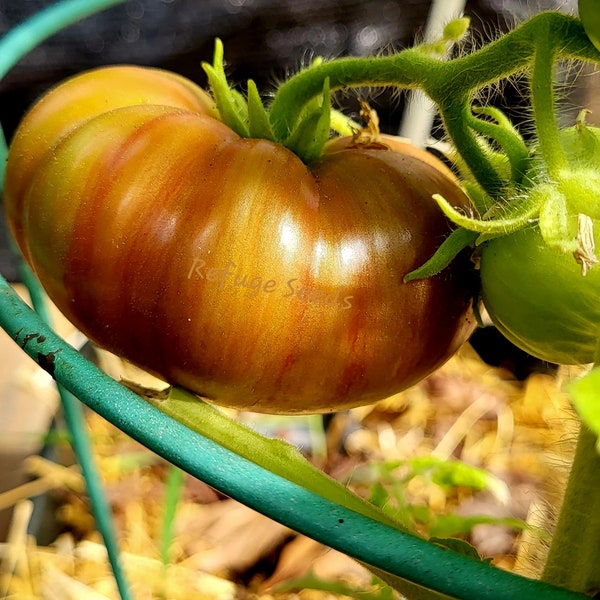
[5,65,217,263]
[4,67,476,413]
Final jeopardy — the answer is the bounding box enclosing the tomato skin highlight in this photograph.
[480,224,600,365]
[5,67,476,413]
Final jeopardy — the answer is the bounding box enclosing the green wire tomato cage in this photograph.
[0,2,593,599]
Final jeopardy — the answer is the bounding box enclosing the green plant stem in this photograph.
[160,464,185,566]
[269,47,433,140]
[439,100,506,201]
[530,44,567,178]
[542,424,600,595]
[270,12,600,196]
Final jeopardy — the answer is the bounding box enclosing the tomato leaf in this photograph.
[404,227,478,282]
[428,514,535,540]
[366,566,457,600]
[407,456,508,502]
[145,385,407,529]
[273,570,397,600]
[569,367,600,453]
[429,537,492,564]
[202,38,249,137]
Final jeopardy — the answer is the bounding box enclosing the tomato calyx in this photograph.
[201,19,472,165]
[408,110,600,281]
[202,39,358,164]
[202,19,471,165]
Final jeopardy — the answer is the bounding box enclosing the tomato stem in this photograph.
[436,99,506,200]
[270,12,600,182]
[541,424,600,595]
[530,41,567,179]
[466,107,529,187]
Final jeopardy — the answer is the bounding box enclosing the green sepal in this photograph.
[404,227,478,282]
[330,109,360,136]
[538,186,578,252]
[202,38,249,137]
[433,188,544,240]
[468,106,530,185]
[247,79,275,140]
[284,77,332,164]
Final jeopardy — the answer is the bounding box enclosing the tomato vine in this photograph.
[206,11,600,276]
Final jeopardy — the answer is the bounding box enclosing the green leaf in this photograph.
[160,465,185,565]
[144,386,407,530]
[202,38,249,137]
[429,537,491,563]
[369,481,391,509]
[406,456,508,501]
[273,570,399,600]
[404,227,478,282]
[428,513,534,539]
[367,566,457,600]
[569,367,600,453]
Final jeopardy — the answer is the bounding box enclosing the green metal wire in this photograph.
[0,0,125,81]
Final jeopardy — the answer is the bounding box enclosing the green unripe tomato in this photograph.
[481,121,600,365]
[579,0,600,52]
[480,224,600,365]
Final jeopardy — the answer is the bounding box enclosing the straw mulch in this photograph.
[0,340,580,599]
